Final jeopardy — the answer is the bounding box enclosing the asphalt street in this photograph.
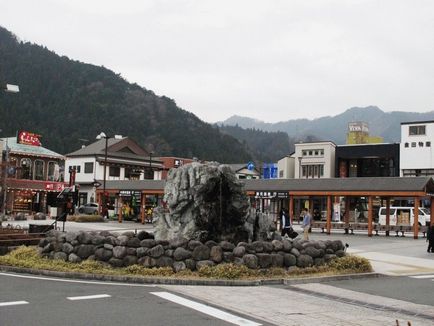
[0,273,268,326]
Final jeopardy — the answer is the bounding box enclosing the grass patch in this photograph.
[67,215,105,223]
[0,247,372,280]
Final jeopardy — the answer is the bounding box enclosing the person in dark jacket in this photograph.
[427,224,434,253]
[280,209,292,237]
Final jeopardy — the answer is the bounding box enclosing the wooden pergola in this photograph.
[243,177,434,239]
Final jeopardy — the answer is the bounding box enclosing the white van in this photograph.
[378,207,430,226]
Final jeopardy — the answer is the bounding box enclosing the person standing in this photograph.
[281,209,292,238]
[427,224,434,253]
[302,208,312,240]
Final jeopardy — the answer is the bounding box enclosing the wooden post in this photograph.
[140,193,145,224]
[118,197,123,223]
[368,196,373,237]
[289,195,294,225]
[385,198,390,236]
[431,197,434,226]
[413,197,419,239]
[326,195,332,234]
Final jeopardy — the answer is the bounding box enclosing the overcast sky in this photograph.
[1,0,434,123]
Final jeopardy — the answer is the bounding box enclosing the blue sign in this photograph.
[247,161,255,171]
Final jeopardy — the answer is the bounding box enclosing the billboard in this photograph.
[17,131,42,146]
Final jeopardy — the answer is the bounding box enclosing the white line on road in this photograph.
[409,274,434,279]
[151,291,262,326]
[0,272,156,287]
[67,294,111,301]
[0,301,29,307]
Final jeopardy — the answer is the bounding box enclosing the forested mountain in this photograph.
[220,106,434,144]
[0,26,251,163]
[218,125,319,162]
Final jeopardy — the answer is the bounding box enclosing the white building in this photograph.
[226,164,260,179]
[294,141,336,178]
[277,155,295,179]
[400,120,434,176]
[65,137,163,205]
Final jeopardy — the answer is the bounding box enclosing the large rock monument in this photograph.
[153,162,252,242]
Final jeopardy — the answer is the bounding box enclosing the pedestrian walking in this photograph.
[280,209,292,238]
[427,224,434,253]
[302,208,312,240]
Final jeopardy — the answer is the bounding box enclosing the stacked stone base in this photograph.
[38,230,346,271]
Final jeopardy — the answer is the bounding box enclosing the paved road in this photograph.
[0,273,267,326]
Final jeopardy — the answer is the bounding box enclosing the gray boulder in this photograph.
[304,246,322,258]
[123,255,138,266]
[192,245,210,261]
[271,254,284,267]
[173,248,192,261]
[108,258,124,267]
[53,252,67,261]
[77,232,93,244]
[233,246,246,257]
[68,253,82,263]
[272,240,283,252]
[148,245,165,258]
[210,246,223,263]
[256,253,272,268]
[185,259,196,271]
[94,248,113,261]
[173,261,186,273]
[290,248,300,257]
[282,239,292,252]
[127,237,141,248]
[62,243,74,255]
[219,241,235,251]
[243,254,258,269]
[140,239,156,248]
[117,235,129,246]
[112,246,127,259]
[76,244,95,259]
[136,247,149,258]
[283,254,297,267]
[297,254,314,268]
[156,256,174,268]
[196,260,215,269]
[223,252,234,262]
[188,240,203,251]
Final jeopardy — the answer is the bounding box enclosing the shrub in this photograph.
[327,255,372,273]
[68,215,105,223]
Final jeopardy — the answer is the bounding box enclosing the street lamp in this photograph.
[96,132,122,218]
[1,83,19,217]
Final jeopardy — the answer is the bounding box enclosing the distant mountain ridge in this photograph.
[219,106,434,144]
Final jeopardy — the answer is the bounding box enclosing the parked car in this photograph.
[78,203,99,215]
[378,206,430,226]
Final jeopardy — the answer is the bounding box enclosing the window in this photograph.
[20,158,32,179]
[427,141,431,147]
[47,162,56,181]
[302,150,307,156]
[302,165,307,177]
[308,150,313,156]
[320,150,324,155]
[69,165,81,173]
[419,142,424,147]
[409,125,426,135]
[314,150,318,156]
[279,170,283,178]
[411,142,416,147]
[109,166,120,177]
[320,165,324,176]
[34,160,44,180]
[84,162,93,174]
[404,142,409,148]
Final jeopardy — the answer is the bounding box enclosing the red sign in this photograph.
[17,131,42,146]
[45,183,64,191]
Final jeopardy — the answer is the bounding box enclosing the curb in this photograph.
[0,264,381,286]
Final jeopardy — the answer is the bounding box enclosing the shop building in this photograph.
[400,120,434,177]
[65,137,163,207]
[336,143,399,178]
[226,163,261,179]
[158,157,194,179]
[0,133,65,216]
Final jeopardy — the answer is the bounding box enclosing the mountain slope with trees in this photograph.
[0,26,251,163]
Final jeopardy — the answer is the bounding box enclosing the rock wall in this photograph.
[153,162,250,243]
[39,230,346,271]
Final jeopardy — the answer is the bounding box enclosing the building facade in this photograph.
[294,141,336,179]
[65,137,163,206]
[1,133,65,216]
[400,120,434,177]
[277,155,295,179]
[336,143,399,178]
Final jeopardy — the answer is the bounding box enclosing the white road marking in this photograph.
[409,274,434,279]
[67,294,111,301]
[151,291,262,326]
[0,272,156,287]
[0,301,29,307]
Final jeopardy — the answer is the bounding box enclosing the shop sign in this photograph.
[119,190,141,198]
[255,191,288,199]
[45,183,64,191]
[17,131,42,146]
